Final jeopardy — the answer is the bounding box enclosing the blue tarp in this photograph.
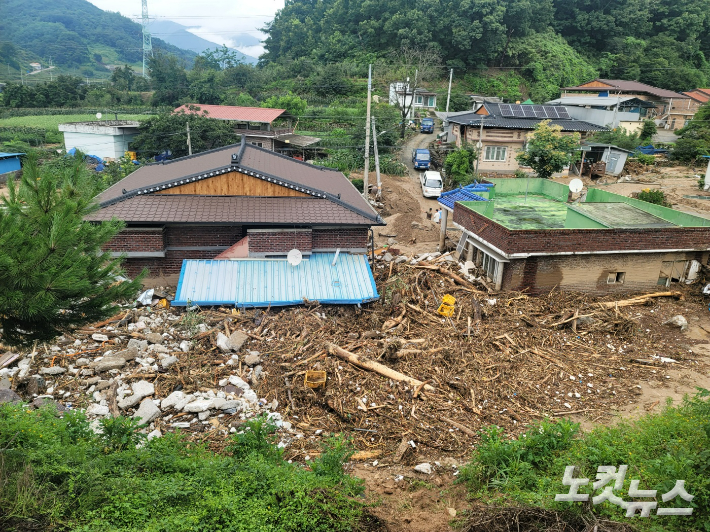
[173,253,379,307]
[438,183,489,210]
[635,145,668,155]
[0,152,24,175]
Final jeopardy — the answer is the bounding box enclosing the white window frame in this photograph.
[427,96,435,107]
[415,95,423,105]
[484,146,507,161]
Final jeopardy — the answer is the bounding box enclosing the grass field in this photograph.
[0,114,153,130]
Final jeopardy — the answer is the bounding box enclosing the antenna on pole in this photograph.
[141,0,153,78]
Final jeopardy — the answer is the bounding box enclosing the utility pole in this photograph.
[142,0,153,78]
[445,68,453,113]
[186,122,192,156]
[475,117,484,175]
[372,117,381,198]
[363,63,372,198]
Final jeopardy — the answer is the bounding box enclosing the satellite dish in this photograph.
[95,112,102,120]
[569,178,583,193]
[287,249,302,267]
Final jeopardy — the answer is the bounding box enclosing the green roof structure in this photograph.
[459,178,710,230]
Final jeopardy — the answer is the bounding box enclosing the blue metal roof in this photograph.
[0,152,25,158]
[173,253,379,307]
[438,184,489,210]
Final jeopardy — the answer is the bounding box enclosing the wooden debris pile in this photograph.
[11,257,703,465]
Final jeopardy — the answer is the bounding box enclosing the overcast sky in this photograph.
[87,0,284,57]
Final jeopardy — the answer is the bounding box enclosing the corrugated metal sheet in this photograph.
[438,184,488,211]
[173,253,378,307]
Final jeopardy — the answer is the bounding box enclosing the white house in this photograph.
[546,96,656,133]
[389,82,437,117]
[58,121,141,160]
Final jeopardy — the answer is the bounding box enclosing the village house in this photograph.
[388,82,437,117]
[58,120,141,161]
[447,103,606,174]
[446,178,710,293]
[560,79,694,131]
[88,138,383,306]
[174,104,320,157]
[545,96,656,132]
[682,88,710,113]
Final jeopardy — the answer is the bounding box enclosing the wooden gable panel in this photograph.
[577,80,614,89]
[475,106,489,115]
[155,171,309,197]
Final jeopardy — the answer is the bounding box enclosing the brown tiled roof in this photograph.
[86,195,380,225]
[683,89,710,103]
[94,139,380,226]
[174,104,286,123]
[237,143,373,217]
[97,144,240,205]
[563,79,688,99]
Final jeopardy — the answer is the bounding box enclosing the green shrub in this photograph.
[638,188,671,207]
[459,389,710,532]
[0,405,364,531]
[350,178,364,192]
[634,153,656,165]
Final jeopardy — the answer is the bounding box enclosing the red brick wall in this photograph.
[104,228,165,253]
[453,205,710,255]
[248,230,313,254]
[166,226,243,247]
[123,249,216,277]
[312,228,368,250]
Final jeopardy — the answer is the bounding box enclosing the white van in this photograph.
[420,170,443,198]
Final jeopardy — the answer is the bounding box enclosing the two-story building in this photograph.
[447,103,606,174]
[174,104,319,156]
[546,96,656,132]
[560,79,693,131]
[388,82,437,117]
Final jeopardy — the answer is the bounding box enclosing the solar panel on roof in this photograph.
[556,107,571,119]
[533,106,547,117]
[544,106,559,119]
[522,106,536,117]
[499,104,514,117]
[512,106,526,117]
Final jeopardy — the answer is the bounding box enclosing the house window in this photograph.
[415,95,423,105]
[484,146,507,161]
[607,272,625,284]
[251,142,263,147]
[481,252,499,282]
[427,96,435,107]
[657,260,688,286]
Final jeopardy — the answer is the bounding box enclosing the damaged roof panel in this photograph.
[173,253,378,307]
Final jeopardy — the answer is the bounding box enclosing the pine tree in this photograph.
[0,155,143,346]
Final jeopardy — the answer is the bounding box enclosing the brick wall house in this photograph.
[447,103,605,174]
[90,139,382,278]
[451,178,710,294]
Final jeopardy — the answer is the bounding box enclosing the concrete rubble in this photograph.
[0,306,295,445]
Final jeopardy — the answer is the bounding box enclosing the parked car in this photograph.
[420,118,434,133]
[420,170,443,198]
[412,148,430,170]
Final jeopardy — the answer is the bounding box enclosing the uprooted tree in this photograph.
[0,155,143,346]
[516,120,581,179]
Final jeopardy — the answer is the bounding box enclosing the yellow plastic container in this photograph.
[304,370,327,389]
[437,294,456,317]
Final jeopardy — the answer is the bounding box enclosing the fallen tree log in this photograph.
[596,291,682,309]
[326,343,436,392]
